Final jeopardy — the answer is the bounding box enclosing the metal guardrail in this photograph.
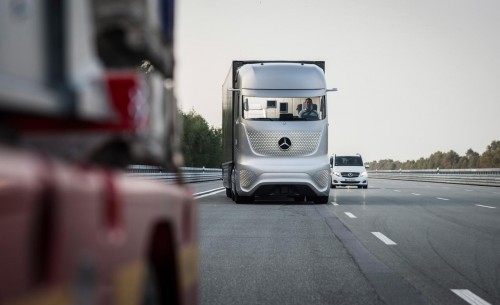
[126,165,222,183]
[369,168,500,187]
[127,165,500,187]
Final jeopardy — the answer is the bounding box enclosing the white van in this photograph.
[330,154,369,188]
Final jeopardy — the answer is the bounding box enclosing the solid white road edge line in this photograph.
[194,189,226,199]
[345,212,357,218]
[193,187,225,196]
[451,289,491,305]
[371,232,397,245]
[436,197,450,201]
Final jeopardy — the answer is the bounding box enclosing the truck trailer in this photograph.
[222,61,335,203]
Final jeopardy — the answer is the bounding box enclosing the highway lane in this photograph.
[194,179,500,305]
[332,180,500,305]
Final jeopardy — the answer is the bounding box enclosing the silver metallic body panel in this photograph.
[222,61,330,198]
[234,119,330,196]
[238,63,326,90]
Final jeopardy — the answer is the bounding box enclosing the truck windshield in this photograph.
[242,96,326,121]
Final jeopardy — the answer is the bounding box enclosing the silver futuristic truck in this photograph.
[222,60,335,203]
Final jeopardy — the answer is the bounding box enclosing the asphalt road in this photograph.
[193,179,500,305]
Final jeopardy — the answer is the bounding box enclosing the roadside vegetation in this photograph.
[180,110,222,168]
[368,140,500,170]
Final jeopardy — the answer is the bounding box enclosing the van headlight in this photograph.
[360,171,368,177]
[333,171,341,177]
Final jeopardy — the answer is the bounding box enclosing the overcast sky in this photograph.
[174,0,500,162]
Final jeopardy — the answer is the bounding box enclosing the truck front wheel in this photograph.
[312,196,329,204]
[232,189,252,203]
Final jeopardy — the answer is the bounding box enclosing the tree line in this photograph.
[180,110,222,168]
[368,140,500,170]
[179,110,500,170]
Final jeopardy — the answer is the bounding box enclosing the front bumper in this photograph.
[234,165,330,197]
[331,176,368,186]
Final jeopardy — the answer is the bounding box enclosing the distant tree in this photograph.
[402,160,416,169]
[427,151,443,169]
[457,156,468,169]
[415,157,427,169]
[369,159,401,170]
[443,150,460,169]
[465,148,480,168]
[180,110,222,168]
[479,140,500,168]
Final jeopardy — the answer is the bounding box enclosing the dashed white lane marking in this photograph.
[451,289,491,305]
[411,193,421,196]
[331,202,339,206]
[436,197,450,201]
[475,204,496,209]
[371,232,397,245]
[394,190,401,192]
[464,189,474,192]
[194,189,226,199]
[494,192,500,195]
[345,212,357,218]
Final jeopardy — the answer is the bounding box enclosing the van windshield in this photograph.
[335,156,363,166]
[242,96,326,121]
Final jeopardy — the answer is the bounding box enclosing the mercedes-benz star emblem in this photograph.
[278,137,292,150]
[348,172,354,177]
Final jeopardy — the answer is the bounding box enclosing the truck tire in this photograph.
[225,188,232,198]
[313,196,329,204]
[147,222,179,305]
[232,189,252,204]
[294,196,305,202]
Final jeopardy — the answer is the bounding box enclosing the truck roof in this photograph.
[236,62,326,91]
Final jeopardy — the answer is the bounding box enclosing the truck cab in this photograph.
[222,61,335,203]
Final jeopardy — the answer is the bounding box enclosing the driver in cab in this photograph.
[298,98,319,120]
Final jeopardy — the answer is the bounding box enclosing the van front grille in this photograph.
[341,172,360,178]
[246,130,321,156]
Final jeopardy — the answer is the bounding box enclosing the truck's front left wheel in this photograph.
[312,196,329,204]
[232,189,252,203]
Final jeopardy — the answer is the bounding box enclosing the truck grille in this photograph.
[246,131,321,156]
